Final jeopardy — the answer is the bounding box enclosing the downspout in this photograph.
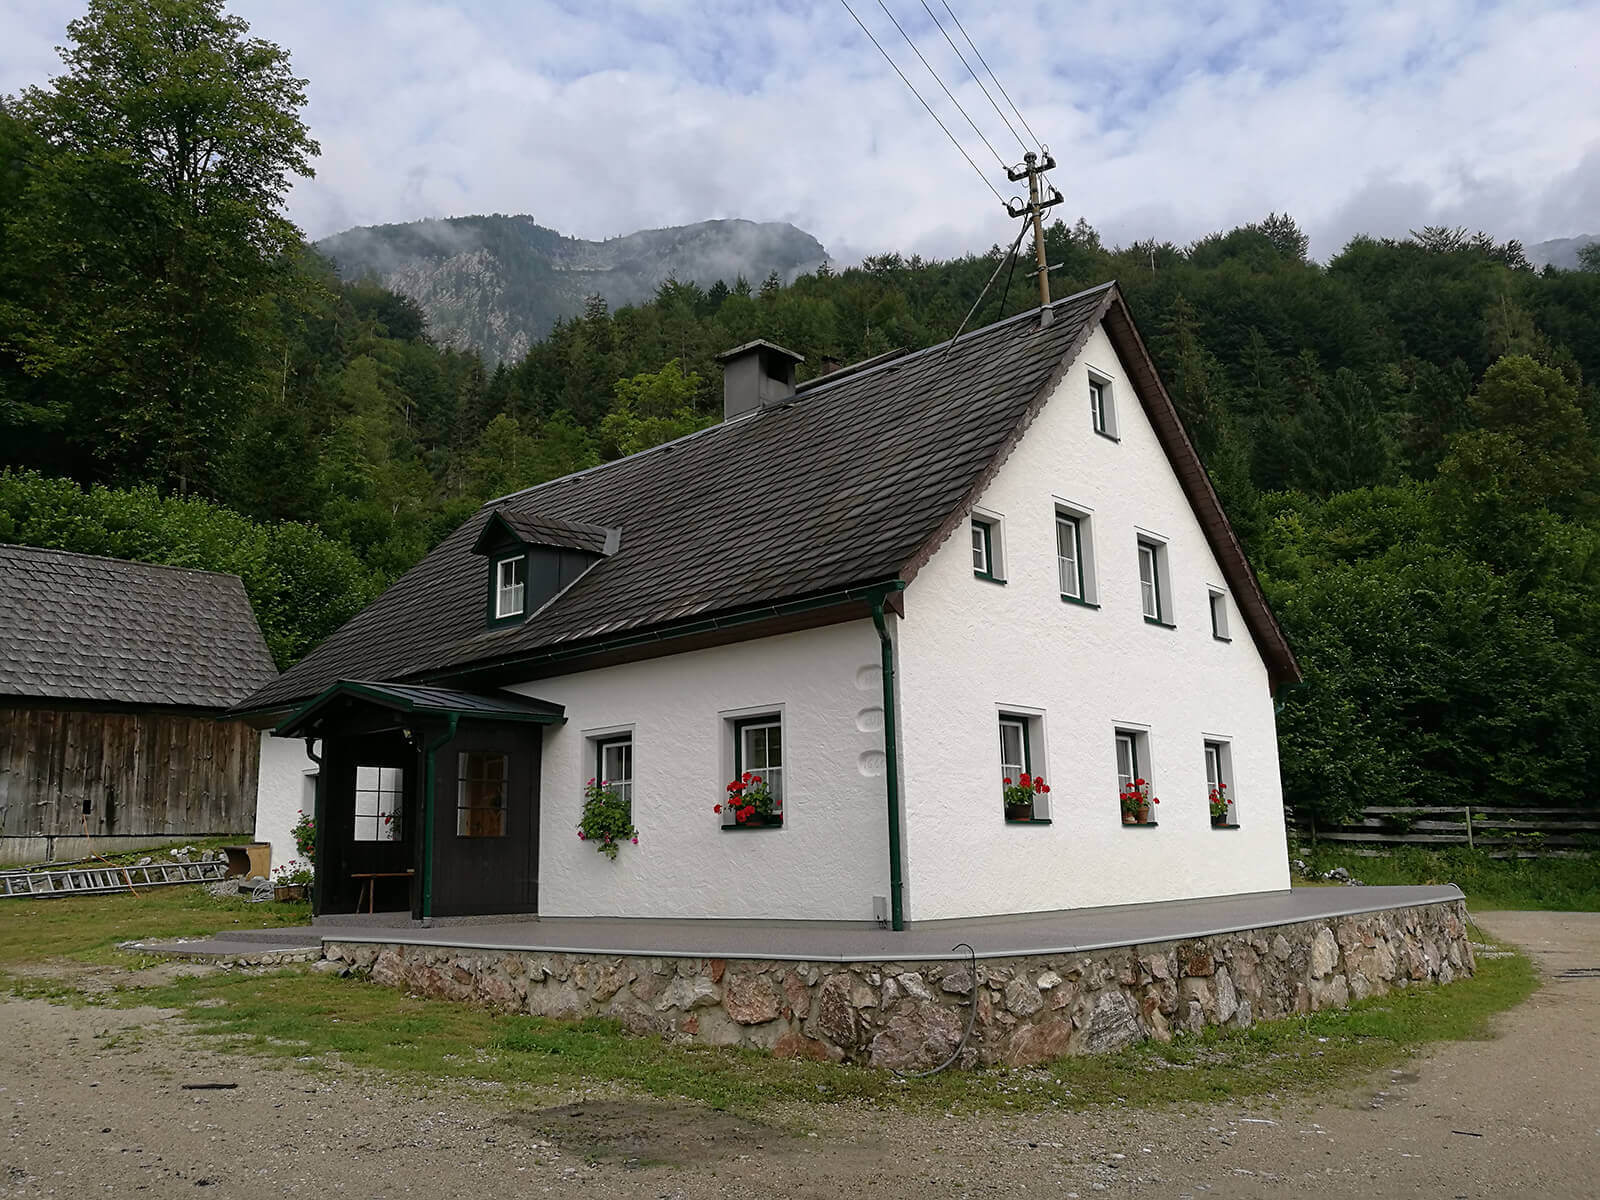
[420,714,459,922]
[870,585,908,931]
[303,738,324,914]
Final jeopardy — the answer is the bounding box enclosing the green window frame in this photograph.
[1209,590,1231,641]
[353,765,403,842]
[1138,540,1163,623]
[729,715,784,827]
[1115,731,1139,794]
[971,518,996,580]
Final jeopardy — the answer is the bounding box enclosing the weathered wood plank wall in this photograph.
[1290,804,1599,858]
[0,706,258,838]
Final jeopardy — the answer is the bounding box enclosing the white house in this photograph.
[233,282,1299,927]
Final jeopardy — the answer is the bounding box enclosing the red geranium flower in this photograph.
[714,804,723,813]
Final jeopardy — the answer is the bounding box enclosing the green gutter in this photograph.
[419,714,458,921]
[870,583,908,931]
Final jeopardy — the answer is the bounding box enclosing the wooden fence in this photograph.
[1290,806,1600,858]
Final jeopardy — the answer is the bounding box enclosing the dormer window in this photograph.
[495,556,526,619]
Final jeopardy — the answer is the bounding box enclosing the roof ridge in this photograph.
[482,280,1120,511]
[0,542,244,583]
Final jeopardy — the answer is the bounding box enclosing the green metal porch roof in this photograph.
[274,680,564,737]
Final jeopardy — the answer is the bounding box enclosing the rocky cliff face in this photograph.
[316,215,828,364]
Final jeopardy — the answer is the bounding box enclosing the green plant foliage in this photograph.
[577,779,638,860]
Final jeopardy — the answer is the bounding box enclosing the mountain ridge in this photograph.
[316,214,828,363]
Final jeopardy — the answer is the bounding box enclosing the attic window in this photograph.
[495,555,527,619]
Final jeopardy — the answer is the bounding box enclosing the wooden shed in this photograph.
[0,545,279,864]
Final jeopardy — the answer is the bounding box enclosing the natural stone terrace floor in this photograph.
[139,884,1465,963]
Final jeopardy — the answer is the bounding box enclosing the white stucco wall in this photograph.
[254,731,319,874]
[896,320,1291,921]
[510,620,892,921]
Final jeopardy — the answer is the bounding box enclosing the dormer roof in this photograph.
[471,510,617,557]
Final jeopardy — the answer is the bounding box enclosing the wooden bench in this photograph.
[351,869,415,913]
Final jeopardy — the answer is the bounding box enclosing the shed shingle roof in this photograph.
[0,545,279,710]
[239,283,1297,713]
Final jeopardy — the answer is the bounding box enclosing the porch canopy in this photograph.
[276,681,564,920]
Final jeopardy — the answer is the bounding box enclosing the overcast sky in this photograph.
[6,0,1599,263]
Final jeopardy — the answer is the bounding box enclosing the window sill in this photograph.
[1211,822,1242,830]
[1121,820,1159,828]
[720,820,784,831]
[973,572,1007,586]
[1093,429,1121,443]
[1212,634,1232,643]
[1144,617,1177,629]
[1061,594,1100,609]
[1004,816,1052,825]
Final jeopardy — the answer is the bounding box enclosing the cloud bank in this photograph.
[4,0,1598,262]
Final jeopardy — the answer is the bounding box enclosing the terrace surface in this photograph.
[135,884,1464,963]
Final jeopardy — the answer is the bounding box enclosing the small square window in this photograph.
[457,751,509,837]
[496,556,527,619]
[1209,589,1231,641]
[1206,740,1237,826]
[1089,372,1118,439]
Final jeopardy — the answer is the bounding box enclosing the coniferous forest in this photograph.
[3,1,1599,823]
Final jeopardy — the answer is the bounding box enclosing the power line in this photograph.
[917,0,1029,157]
[873,1,1008,172]
[838,0,1007,208]
[939,0,1044,152]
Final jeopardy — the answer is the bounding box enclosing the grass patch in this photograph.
[1295,845,1600,911]
[0,888,310,967]
[0,889,1539,1115]
[86,923,1533,1115]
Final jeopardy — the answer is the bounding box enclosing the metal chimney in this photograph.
[715,339,805,421]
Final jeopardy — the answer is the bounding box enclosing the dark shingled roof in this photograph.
[239,284,1297,713]
[481,511,615,556]
[0,544,279,710]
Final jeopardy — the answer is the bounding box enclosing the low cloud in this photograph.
[3,1,1597,262]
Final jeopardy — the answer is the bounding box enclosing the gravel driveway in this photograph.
[2,910,1595,1198]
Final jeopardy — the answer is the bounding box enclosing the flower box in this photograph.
[1002,773,1048,823]
[717,773,781,828]
[273,883,308,902]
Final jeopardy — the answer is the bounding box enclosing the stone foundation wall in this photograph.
[324,900,1473,1071]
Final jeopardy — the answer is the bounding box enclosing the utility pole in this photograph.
[1007,151,1063,326]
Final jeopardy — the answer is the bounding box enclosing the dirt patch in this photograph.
[3,911,1595,1198]
[505,1099,793,1168]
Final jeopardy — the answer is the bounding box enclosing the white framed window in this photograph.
[1205,739,1237,826]
[495,555,527,618]
[1115,726,1155,825]
[725,712,785,828]
[999,716,1028,782]
[1089,370,1118,439]
[1137,535,1173,626]
[354,765,403,842]
[595,734,633,817]
[1054,501,1098,605]
[970,509,1005,582]
[1209,589,1231,640]
[997,707,1050,820]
